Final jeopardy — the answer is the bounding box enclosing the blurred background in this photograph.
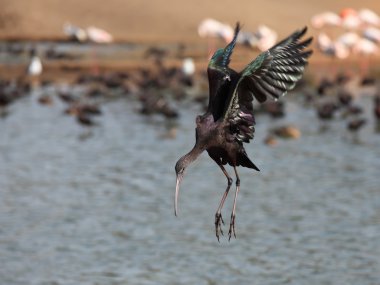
[0,1,380,284]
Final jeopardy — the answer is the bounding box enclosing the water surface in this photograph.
[0,92,379,285]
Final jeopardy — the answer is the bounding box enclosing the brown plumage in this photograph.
[174,23,312,241]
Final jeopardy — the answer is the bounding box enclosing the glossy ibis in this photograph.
[263,101,285,118]
[337,88,353,106]
[347,118,366,132]
[343,104,364,117]
[374,95,380,121]
[317,102,339,120]
[64,103,102,126]
[317,77,334,96]
[38,95,53,106]
[174,23,312,241]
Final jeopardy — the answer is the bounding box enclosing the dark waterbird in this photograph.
[317,102,339,120]
[347,118,366,132]
[174,23,313,241]
[373,95,380,121]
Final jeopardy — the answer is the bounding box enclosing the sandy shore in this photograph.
[1,0,380,42]
[1,1,380,82]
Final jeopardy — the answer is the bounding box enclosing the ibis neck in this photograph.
[183,145,204,166]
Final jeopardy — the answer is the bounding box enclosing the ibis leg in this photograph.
[215,164,233,242]
[229,167,240,241]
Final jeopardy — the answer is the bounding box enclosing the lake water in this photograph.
[0,89,379,285]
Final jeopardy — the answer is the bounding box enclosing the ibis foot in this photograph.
[228,214,236,241]
[215,212,225,242]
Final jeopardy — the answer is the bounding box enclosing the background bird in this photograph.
[27,47,42,77]
[174,23,312,241]
[198,18,234,58]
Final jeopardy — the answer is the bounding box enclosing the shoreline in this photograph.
[1,39,379,82]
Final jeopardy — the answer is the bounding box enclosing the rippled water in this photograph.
[0,91,379,285]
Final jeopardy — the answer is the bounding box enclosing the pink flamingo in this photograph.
[86,26,113,43]
[358,9,380,27]
[311,12,341,29]
[340,8,361,30]
[352,38,379,76]
[317,32,349,59]
[254,25,278,51]
[198,18,234,58]
[317,32,349,76]
[363,26,380,43]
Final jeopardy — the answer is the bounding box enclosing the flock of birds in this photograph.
[313,8,380,63]
[310,74,380,136]
[63,23,114,43]
[198,18,278,56]
[198,10,380,75]
[1,15,380,142]
[1,38,380,142]
[0,48,196,129]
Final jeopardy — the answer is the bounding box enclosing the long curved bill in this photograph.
[174,174,182,216]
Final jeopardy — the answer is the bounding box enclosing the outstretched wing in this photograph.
[223,27,313,143]
[206,23,240,120]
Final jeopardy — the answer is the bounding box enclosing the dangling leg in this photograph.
[215,164,233,242]
[229,166,240,241]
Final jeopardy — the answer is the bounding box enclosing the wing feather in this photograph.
[206,23,241,119]
[223,26,313,143]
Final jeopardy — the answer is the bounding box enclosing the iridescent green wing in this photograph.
[223,27,313,143]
